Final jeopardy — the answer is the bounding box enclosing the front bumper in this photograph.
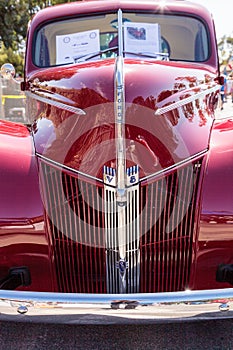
[1,289,233,324]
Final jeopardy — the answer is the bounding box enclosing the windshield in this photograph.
[34,11,209,67]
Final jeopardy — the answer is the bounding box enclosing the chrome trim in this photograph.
[115,55,126,204]
[104,166,117,294]
[115,9,126,204]
[125,166,140,294]
[37,153,103,183]
[104,166,140,294]
[1,288,233,323]
[114,7,127,201]
[155,85,220,115]
[111,8,129,294]
[140,149,208,182]
[118,9,123,57]
[37,147,207,185]
[26,91,86,115]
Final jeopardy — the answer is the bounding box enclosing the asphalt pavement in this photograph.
[1,319,233,349]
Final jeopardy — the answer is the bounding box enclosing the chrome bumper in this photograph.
[1,289,233,324]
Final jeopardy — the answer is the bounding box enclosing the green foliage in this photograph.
[0,44,24,76]
[0,0,78,75]
[218,36,233,47]
[0,1,28,50]
[226,37,233,45]
[0,0,78,49]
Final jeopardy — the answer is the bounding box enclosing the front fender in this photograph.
[191,118,233,290]
[0,120,55,291]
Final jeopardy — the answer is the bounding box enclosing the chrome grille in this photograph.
[140,161,202,292]
[104,166,140,293]
[39,158,202,294]
[40,162,106,293]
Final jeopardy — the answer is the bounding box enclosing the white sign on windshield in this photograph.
[56,29,100,64]
[124,22,161,57]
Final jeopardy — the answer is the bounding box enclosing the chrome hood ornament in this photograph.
[103,10,141,294]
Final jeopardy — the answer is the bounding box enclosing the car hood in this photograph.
[30,58,217,180]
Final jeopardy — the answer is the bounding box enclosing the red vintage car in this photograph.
[0,0,233,322]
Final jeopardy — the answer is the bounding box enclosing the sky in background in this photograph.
[192,0,232,39]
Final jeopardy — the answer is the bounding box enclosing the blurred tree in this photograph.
[0,0,78,50]
[218,35,233,65]
[0,1,28,50]
[0,44,24,76]
[0,0,78,75]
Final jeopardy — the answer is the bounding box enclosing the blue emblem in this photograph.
[116,258,129,275]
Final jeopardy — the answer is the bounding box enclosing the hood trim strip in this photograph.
[26,91,86,115]
[155,84,220,116]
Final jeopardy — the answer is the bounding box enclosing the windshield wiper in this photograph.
[124,51,169,60]
[73,48,169,63]
[73,46,118,63]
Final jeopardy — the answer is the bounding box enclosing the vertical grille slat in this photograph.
[40,158,202,294]
[179,167,192,289]
[68,174,78,292]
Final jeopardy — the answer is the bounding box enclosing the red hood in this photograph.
[30,59,218,180]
